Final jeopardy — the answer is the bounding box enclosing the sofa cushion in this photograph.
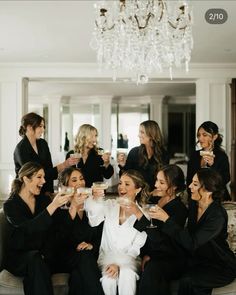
[171,279,236,295]
[0,269,69,289]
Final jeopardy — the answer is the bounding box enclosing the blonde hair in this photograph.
[74,124,98,154]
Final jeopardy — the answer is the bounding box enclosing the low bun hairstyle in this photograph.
[197,121,223,150]
[19,112,45,137]
[121,169,150,206]
[11,161,44,195]
[196,168,224,201]
[160,164,186,195]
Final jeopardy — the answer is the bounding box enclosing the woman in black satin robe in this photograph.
[3,162,72,295]
[153,168,236,295]
[130,164,188,295]
[117,120,169,192]
[186,121,231,200]
[14,112,78,195]
[66,124,113,187]
[54,167,104,295]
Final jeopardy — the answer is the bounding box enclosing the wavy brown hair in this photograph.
[139,120,165,171]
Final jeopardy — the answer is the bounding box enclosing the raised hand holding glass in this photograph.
[143,204,158,228]
[58,186,74,209]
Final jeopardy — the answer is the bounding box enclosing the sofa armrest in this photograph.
[0,209,11,271]
[222,201,236,254]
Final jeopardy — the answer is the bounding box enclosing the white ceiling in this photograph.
[1,0,236,98]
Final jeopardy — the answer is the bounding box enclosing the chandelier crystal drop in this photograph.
[90,0,193,83]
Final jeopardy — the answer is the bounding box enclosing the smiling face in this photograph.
[155,170,173,198]
[67,170,85,189]
[188,174,202,201]
[24,168,45,195]
[138,125,151,146]
[27,120,45,140]
[118,174,141,201]
[197,127,217,150]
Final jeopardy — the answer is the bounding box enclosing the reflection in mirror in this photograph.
[61,103,100,154]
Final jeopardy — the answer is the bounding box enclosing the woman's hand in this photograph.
[117,152,126,167]
[105,264,119,278]
[92,188,105,200]
[102,152,111,167]
[120,200,143,220]
[47,192,73,215]
[141,255,151,272]
[76,241,93,251]
[56,157,79,172]
[149,205,169,222]
[202,153,215,166]
[74,191,89,206]
[64,156,79,168]
[52,191,72,208]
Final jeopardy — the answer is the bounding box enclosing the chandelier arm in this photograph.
[168,5,192,30]
[158,0,165,22]
[95,20,115,31]
[134,12,154,30]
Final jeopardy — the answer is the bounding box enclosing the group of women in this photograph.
[2,111,236,295]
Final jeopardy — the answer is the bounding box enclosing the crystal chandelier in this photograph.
[90,0,193,83]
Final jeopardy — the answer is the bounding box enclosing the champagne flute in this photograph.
[143,204,157,228]
[59,186,74,209]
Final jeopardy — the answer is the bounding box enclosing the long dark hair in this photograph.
[139,120,165,171]
[197,121,223,150]
[161,164,186,195]
[121,169,150,206]
[19,112,45,137]
[11,162,44,195]
[196,168,224,201]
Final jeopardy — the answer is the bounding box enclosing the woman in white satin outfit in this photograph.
[85,169,149,295]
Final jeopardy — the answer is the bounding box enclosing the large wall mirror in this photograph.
[28,78,196,176]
